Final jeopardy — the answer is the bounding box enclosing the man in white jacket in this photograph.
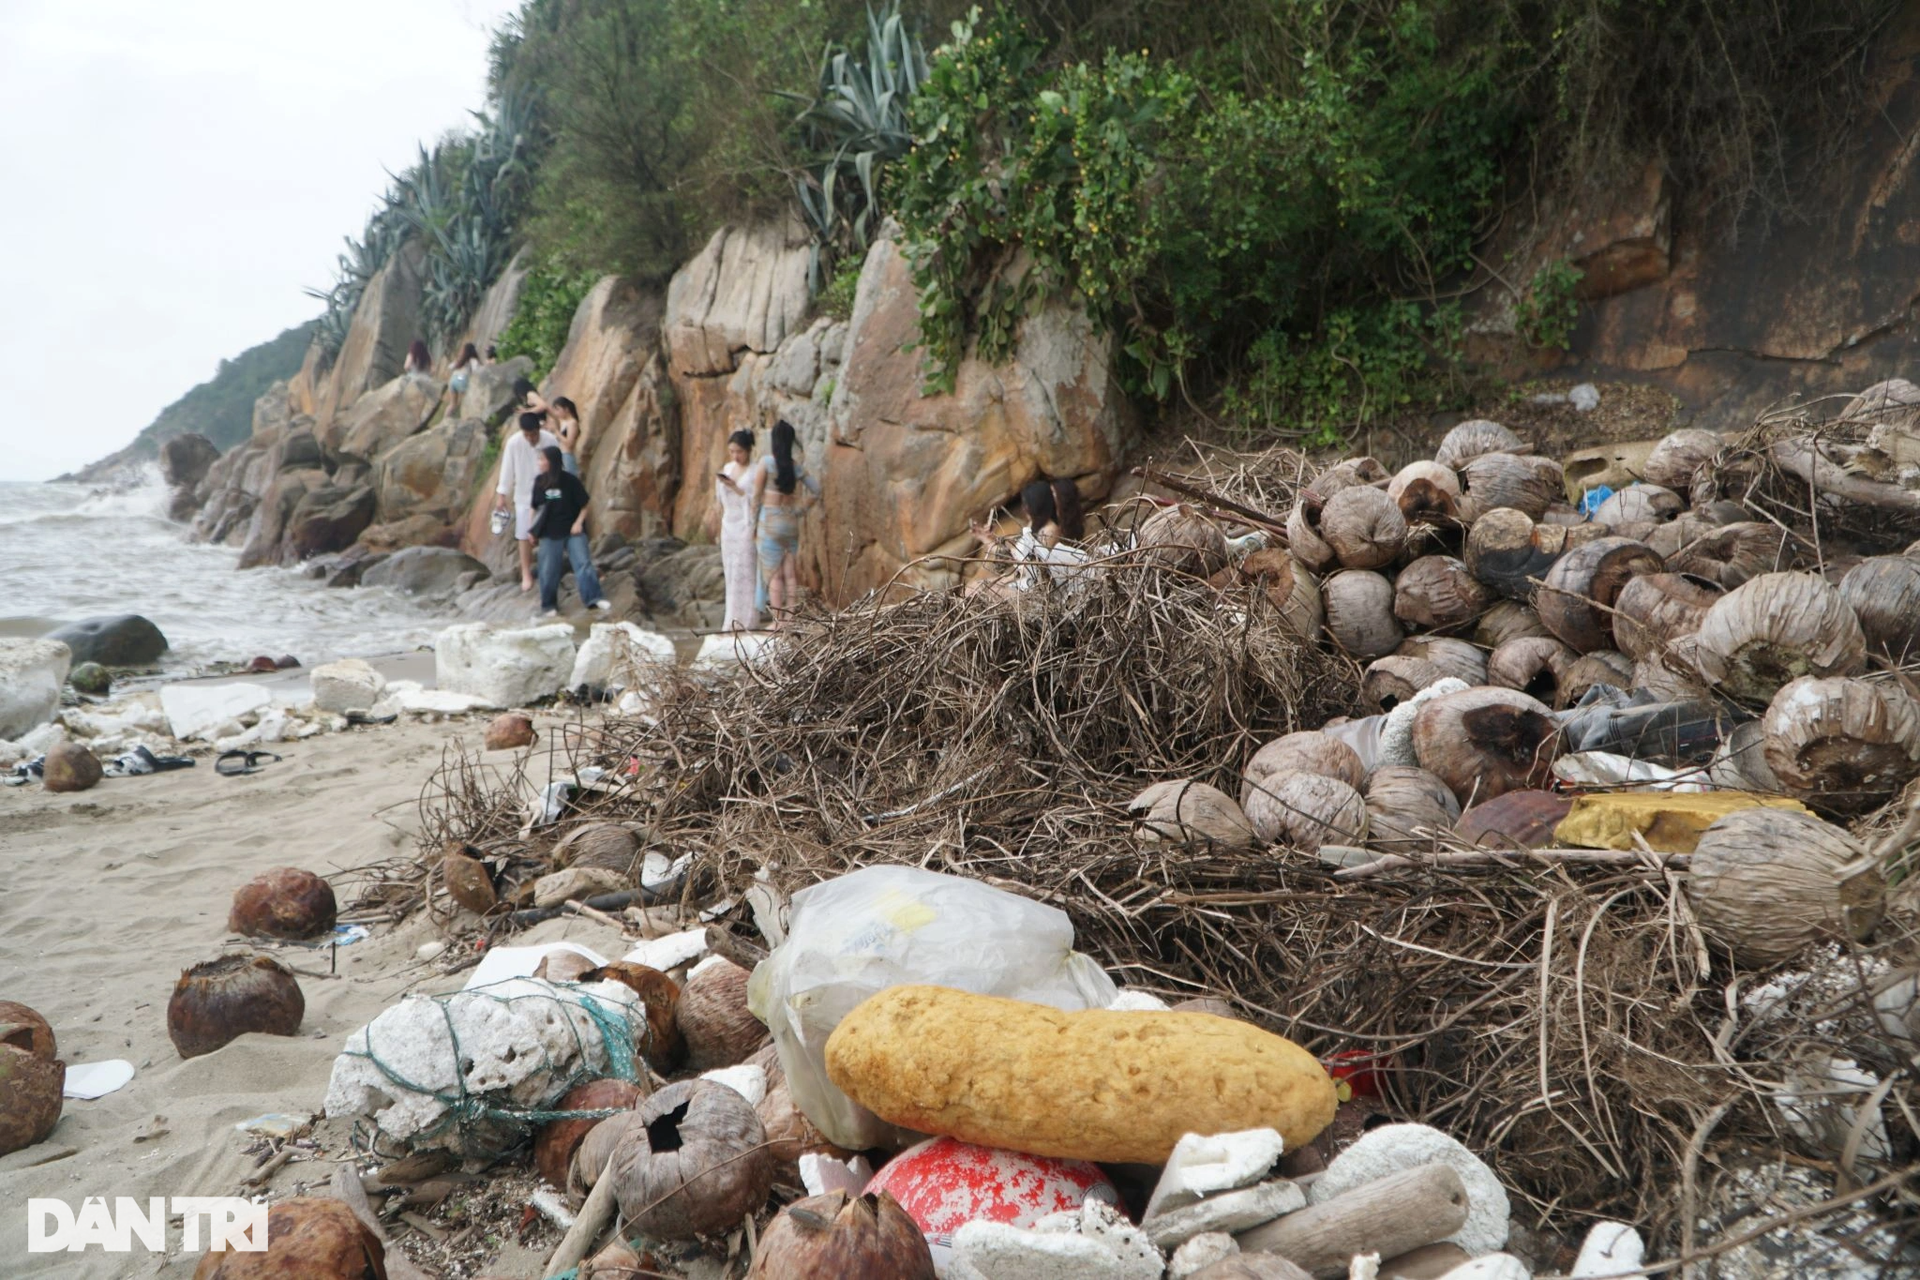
[494,412,562,591]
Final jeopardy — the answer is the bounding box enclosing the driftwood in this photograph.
[1768,436,1920,513]
[1235,1163,1469,1277]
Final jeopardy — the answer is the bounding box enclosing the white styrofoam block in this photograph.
[1144,1179,1305,1249]
[700,1063,767,1108]
[1107,990,1171,1012]
[1168,1233,1238,1279]
[1571,1222,1644,1277]
[692,630,772,669]
[798,1151,872,1198]
[461,942,608,991]
[160,681,271,741]
[435,622,576,708]
[955,1200,1162,1280]
[1145,1129,1287,1219]
[310,657,386,714]
[0,639,70,740]
[622,928,708,972]
[569,621,677,689]
[1311,1123,1510,1256]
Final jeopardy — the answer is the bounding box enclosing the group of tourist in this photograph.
[712,418,820,632]
[492,383,605,618]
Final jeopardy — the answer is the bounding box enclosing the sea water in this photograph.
[0,471,453,673]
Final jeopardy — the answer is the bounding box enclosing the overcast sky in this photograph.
[0,0,523,482]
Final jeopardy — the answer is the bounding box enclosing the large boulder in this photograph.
[461,356,535,427]
[363,546,490,600]
[633,539,725,628]
[0,639,71,740]
[435,623,576,708]
[286,484,377,560]
[237,468,327,568]
[47,615,168,667]
[292,239,429,435]
[374,417,490,522]
[329,371,443,459]
[356,515,456,555]
[159,433,220,522]
[664,224,811,376]
[459,250,530,359]
[310,658,385,714]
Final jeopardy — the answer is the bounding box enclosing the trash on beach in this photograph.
[228,866,338,940]
[1552,789,1808,853]
[61,1059,135,1100]
[234,1111,312,1140]
[159,681,271,741]
[607,1077,773,1239]
[748,1190,937,1279]
[167,954,305,1060]
[620,927,707,973]
[679,956,767,1069]
[461,941,608,991]
[866,1136,1118,1268]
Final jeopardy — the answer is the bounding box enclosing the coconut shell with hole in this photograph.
[1286,498,1338,573]
[1558,651,1633,708]
[1323,569,1402,659]
[1364,765,1461,852]
[1128,780,1255,849]
[573,1109,641,1196]
[1593,484,1682,527]
[1434,419,1523,470]
[1393,556,1490,632]
[1473,599,1549,647]
[1667,521,1791,589]
[1686,808,1885,967]
[747,1191,936,1280]
[1692,571,1867,705]
[42,741,102,793]
[1613,572,1722,662]
[609,1078,774,1239]
[1412,686,1560,807]
[1237,548,1324,641]
[1487,635,1578,706]
[1536,536,1664,653]
[1319,485,1407,570]
[441,844,497,915]
[191,1196,385,1280]
[1136,504,1229,577]
[1463,508,1556,600]
[1244,773,1368,851]
[1242,731,1368,806]
[678,959,768,1070]
[167,955,304,1059]
[1361,656,1444,713]
[1458,452,1556,522]
[535,1078,647,1189]
[1455,789,1574,849]
[1644,510,1721,560]
[1760,677,1920,816]
[581,963,683,1068]
[1307,456,1390,501]
[0,1001,55,1061]
[1387,460,1460,525]
[1642,428,1723,491]
[1395,635,1488,686]
[228,867,337,940]
[1839,556,1920,661]
[485,712,536,751]
[0,1044,63,1156]
[1636,638,1713,703]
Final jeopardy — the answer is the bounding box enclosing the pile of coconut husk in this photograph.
[399,399,1920,1265]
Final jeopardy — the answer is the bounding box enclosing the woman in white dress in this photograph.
[710,429,759,631]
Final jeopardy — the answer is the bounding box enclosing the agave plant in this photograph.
[789,2,927,290]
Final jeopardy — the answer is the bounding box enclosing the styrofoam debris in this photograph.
[1571,1222,1644,1277]
[1168,1233,1238,1278]
[1434,1254,1529,1279]
[1107,989,1170,1012]
[1143,1179,1303,1249]
[161,682,271,740]
[1377,678,1469,768]
[461,942,608,991]
[1145,1129,1287,1219]
[1309,1123,1510,1256]
[799,1151,873,1198]
[622,928,708,972]
[955,1199,1162,1280]
[700,1063,767,1108]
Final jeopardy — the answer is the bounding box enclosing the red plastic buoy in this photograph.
[866,1136,1117,1253]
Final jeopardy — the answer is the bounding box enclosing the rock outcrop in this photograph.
[291,239,428,435]
[159,433,219,519]
[327,371,442,459]
[0,640,72,741]
[46,615,169,667]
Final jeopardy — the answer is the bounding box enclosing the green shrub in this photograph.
[495,258,600,380]
[1516,258,1584,350]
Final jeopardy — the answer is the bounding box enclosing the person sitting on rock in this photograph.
[513,375,548,415]
[530,445,612,618]
[549,396,583,475]
[969,477,1090,593]
[495,412,562,593]
[448,342,481,416]
[404,339,432,375]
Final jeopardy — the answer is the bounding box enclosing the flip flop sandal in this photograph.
[215,750,281,777]
[345,709,398,725]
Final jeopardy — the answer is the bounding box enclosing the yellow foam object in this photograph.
[824,984,1338,1164]
[1554,790,1810,853]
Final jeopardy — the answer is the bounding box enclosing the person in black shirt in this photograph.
[529,446,612,617]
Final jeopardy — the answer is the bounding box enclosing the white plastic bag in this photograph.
[747,865,1118,1150]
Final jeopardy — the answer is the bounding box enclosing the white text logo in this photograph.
[27,1197,269,1253]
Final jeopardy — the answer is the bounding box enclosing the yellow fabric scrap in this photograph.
[1554,790,1810,853]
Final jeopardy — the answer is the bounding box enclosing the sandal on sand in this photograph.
[345,709,398,726]
[215,750,281,777]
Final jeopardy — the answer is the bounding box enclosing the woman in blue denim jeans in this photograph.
[528,446,613,618]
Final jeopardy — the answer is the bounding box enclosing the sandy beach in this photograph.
[0,710,636,1277]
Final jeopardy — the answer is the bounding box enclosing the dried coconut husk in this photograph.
[534,951,600,984]
[1323,569,1402,659]
[748,1191,936,1280]
[1539,502,1587,526]
[1459,452,1557,522]
[1136,504,1229,577]
[0,1044,62,1156]
[1613,573,1722,662]
[1320,485,1408,570]
[1593,484,1683,526]
[1536,536,1665,653]
[441,843,498,916]
[554,822,642,876]
[757,1078,861,1183]
[1411,686,1560,806]
[1128,779,1255,849]
[609,1079,774,1240]
[1487,636,1578,706]
[1839,555,1920,661]
[485,712,536,751]
[1244,772,1368,851]
[1642,428,1724,491]
[1465,509,1611,601]
[1666,521,1792,589]
[1692,571,1867,705]
[1456,789,1573,849]
[1434,419,1524,470]
[1361,656,1445,713]
[191,1197,384,1280]
[1635,638,1713,702]
[572,1110,640,1197]
[581,963,684,1068]
[1559,651,1634,708]
[1307,456,1390,500]
[678,959,768,1070]
[1363,765,1460,852]
[536,1078,646,1189]
[1287,497,1338,573]
[1760,676,1920,816]
[228,867,337,940]
[1473,599,1550,647]
[1235,548,1324,641]
[1242,731,1368,804]
[1686,808,1885,967]
[1708,720,1782,792]
[1387,460,1460,525]
[1393,556,1490,631]
[1394,635,1488,686]
[1643,510,1722,560]
[167,955,303,1060]
[0,1002,55,1061]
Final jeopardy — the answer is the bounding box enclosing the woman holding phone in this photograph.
[709,429,759,631]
